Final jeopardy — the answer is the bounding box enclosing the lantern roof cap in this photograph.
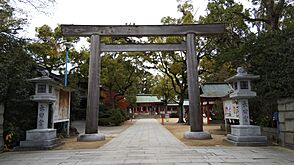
[225,67,259,82]
[28,75,59,85]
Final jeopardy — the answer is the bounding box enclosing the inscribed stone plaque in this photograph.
[238,99,250,125]
[37,103,49,129]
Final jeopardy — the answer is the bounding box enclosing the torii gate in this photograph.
[61,24,224,141]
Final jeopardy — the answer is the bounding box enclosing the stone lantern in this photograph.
[225,67,267,145]
[20,71,61,149]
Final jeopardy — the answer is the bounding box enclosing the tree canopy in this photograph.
[100,52,145,108]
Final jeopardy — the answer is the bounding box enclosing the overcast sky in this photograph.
[18,0,250,74]
[22,0,209,38]
[21,0,250,49]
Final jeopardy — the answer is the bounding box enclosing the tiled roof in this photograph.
[200,83,233,98]
[136,94,162,103]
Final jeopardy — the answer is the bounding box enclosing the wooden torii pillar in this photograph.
[61,24,224,141]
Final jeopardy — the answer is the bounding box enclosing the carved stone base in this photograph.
[20,129,62,150]
[226,125,267,146]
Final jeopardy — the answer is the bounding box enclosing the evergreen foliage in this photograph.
[98,105,127,126]
[198,0,294,127]
[0,0,38,148]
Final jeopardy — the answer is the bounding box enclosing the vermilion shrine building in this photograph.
[131,83,232,123]
[131,94,178,115]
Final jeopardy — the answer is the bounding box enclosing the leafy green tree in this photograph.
[237,0,294,32]
[198,0,252,82]
[198,0,294,90]
[0,0,26,103]
[65,47,90,88]
[101,53,145,108]
[245,26,294,126]
[246,28,294,98]
[0,1,26,36]
[151,75,177,109]
[150,50,188,123]
[147,0,197,123]
[199,56,235,82]
[0,38,35,104]
[198,0,294,127]
[0,0,38,147]
[28,24,79,75]
[138,71,156,94]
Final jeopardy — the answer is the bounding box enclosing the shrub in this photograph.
[211,101,224,121]
[98,105,126,126]
[3,100,37,148]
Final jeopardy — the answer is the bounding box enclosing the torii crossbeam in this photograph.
[61,24,224,141]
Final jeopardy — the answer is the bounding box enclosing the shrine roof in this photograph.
[200,83,233,98]
[136,94,162,103]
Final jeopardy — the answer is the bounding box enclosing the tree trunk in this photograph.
[177,97,185,123]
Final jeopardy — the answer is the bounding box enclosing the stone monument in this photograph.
[225,67,267,146]
[20,71,62,149]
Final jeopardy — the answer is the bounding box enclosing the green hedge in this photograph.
[98,105,127,126]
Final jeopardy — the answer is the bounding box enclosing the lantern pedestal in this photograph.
[20,129,62,149]
[226,125,267,146]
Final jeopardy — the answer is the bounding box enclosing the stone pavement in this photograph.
[0,119,293,165]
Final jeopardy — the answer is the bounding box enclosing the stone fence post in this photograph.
[278,98,294,148]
